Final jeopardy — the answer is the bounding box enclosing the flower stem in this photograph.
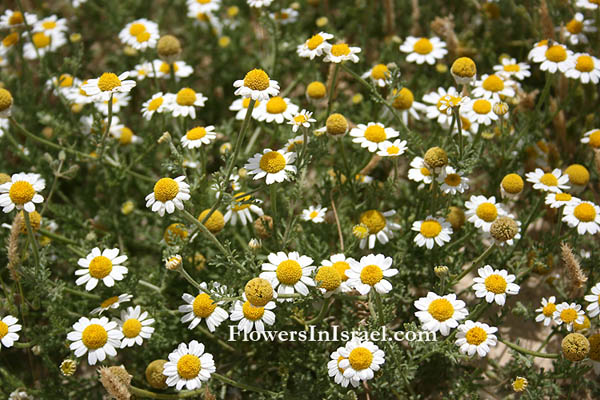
[23,211,40,269]
[499,338,559,359]
[305,299,331,325]
[98,93,114,161]
[181,209,231,260]
[373,291,386,326]
[326,63,340,119]
[450,243,495,286]
[212,372,279,396]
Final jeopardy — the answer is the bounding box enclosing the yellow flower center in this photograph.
[315,266,342,291]
[177,354,201,380]
[197,0,211,3]
[539,173,558,187]
[332,261,350,281]
[348,347,373,370]
[306,34,324,50]
[176,88,197,106]
[58,74,74,87]
[588,130,600,148]
[122,318,142,338]
[392,88,414,110]
[476,202,498,222]
[148,97,163,111]
[129,23,146,36]
[8,181,35,205]
[242,301,265,321]
[465,326,487,345]
[243,69,270,91]
[89,256,113,279]
[359,210,386,233]
[420,220,442,238]
[164,223,188,244]
[159,62,180,74]
[420,167,431,176]
[589,334,600,361]
[460,116,472,131]
[153,178,179,202]
[293,114,307,124]
[98,73,122,92]
[573,203,596,222]
[186,127,207,140]
[9,12,24,25]
[413,38,433,54]
[542,302,556,317]
[484,274,507,294]
[119,127,133,145]
[309,210,319,219]
[276,260,303,285]
[482,75,504,92]
[553,193,572,203]
[42,21,57,30]
[100,296,120,309]
[363,125,387,143]
[575,55,594,73]
[192,293,217,318]
[565,164,590,186]
[560,308,578,323]
[2,32,19,48]
[242,98,260,108]
[0,321,7,338]
[503,64,520,72]
[259,151,286,174]
[232,192,252,211]
[566,19,583,34]
[136,31,151,43]
[325,113,348,135]
[472,99,492,115]
[331,43,350,57]
[387,146,400,155]
[266,96,287,114]
[371,64,389,80]
[360,264,383,286]
[306,81,326,98]
[451,57,476,77]
[82,324,108,349]
[32,32,51,49]
[428,298,454,321]
[501,174,523,194]
[545,45,567,62]
[444,173,461,187]
[198,209,225,234]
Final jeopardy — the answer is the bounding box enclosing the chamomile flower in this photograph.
[244,149,297,185]
[390,87,427,125]
[1,32,19,55]
[141,92,168,120]
[270,8,299,24]
[350,122,399,153]
[554,302,585,331]
[565,53,600,84]
[91,294,133,315]
[297,32,333,59]
[328,346,360,388]
[464,98,498,126]
[234,69,279,101]
[472,265,519,306]
[82,72,136,100]
[455,320,498,357]
[23,31,67,60]
[117,306,155,348]
[577,0,600,9]
[302,205,327,223]
[320,254,356,293]
[545,192,579,208]
[166,88,208,119]
[145,176,191,216]
[412,216,453,249]
[493,57,531,81]
[163,340,215,391]
[584,283,600,318]
[531,43,575,74]
[399,36,447,65]
[465,195,507,232]
[422,86,461,127]
[229,97,261,120]
[247,0,273,8]
[129,61,153,80]
[181,126,217,149]
[377,139,408,157]
[287,109,315,132]
[346,253,397,295]
[438,166,469,194]
[362,64,391,87]
[0,173,45,213]
[255,96,299,124]
[337,339,385,382]
[414,292,468,336]
[33,15,67,39]
[323,42,361,63]
[525,168,570,193]
[187,0,221,14]
[118,19,159,50]
[471,74,516,102]
[0,315,21,349]
[75,248,128,291]
[357,209,400,249]
[562,200,600,235]
[562,13,596,45]
[259,251,315,298]
[179,287,229,332]
[229,293,276,333]
[408,157,433,184]
[151,60,194,79]
[67,316,123,365]
[0,10,37,29]
[535,296,557,326]
[224,192,264,226]
[581,128,600,149]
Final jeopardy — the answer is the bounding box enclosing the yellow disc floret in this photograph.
[545,45,567,63]
[331,43,350,57]
[276,260,303,285]
[392,88,414,110]
[266,96,287,114]
[451,57,477,77]
[306,34,324,50]
[363,125,387,143]
[348,347,373,370]
[325,113,348,136]
[176,88,197,106]
[476,203,498,222]
[540,173,558,187]
[259,151,286,174]
[186,127,207,140]
[371,64,389,80]
[122,319,142,338]
[575,55,594,72]
[428,298,454,321]
[97,73,122,92]
[484,274,507,294]
[472,99,492,114]
[242,301,265,320]
[501,173,524,194]
[82,324,108,349]
[482,75,504,92]
[306,81,326,99]
[89,256,113,279]
[177,354,201,379]
[315,266,342,291]
[413,38,433,54]
[9,181,34,205]
[0,88,14,112]
[564,164,589,186]
[332,261,350,281]
[359,210,386,234]
[360,265,383,286]
[420,220,442,238]
[243,69,270,91]
[32,32,50,49]
[192,293,217,318]
[153,178,179,202]
[465,326,487,345]
[245,278,273,307]
[198,209,225,234]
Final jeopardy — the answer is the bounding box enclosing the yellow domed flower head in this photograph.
[357,209,400,249]
[500,173,524,199]
[198,209,226,234]
[323,41,361,63]
[0,172,46,214]
[234,69,280,101]
[490,216,519,244]
[324,113,348,137]
[297,31,333,59]
[423,147,448,172]
[244,149,297,185]
[82,72,136,101]
[447,206,465,231]
[0,87,13,117]
[164,223,189,245]
[145,359,168,389]
[145,176,191,217]
[67,316,123,365]
[179,283,229,332]
[315,266,342,295]
[306,81,326,100]
[17,210,41,234]
[455,320,498,357]
[162,340,216,391]
[465,195,507,232]
[451,57,477,85]
[561,333,590,361]
[362,63,391,87]
[157,34,181,62]
[117,305,155,347]
[512,377,528,392]
[260,252,315,300]
[75,248,128,291]
[588,333,600,369]
[245,278,273,307]
[564,164,590,190]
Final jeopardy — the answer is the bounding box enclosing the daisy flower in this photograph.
[75,248,128,291]
[438,166,469,194]
[399,36,447,65]
[166,88,208,119]
[151,60,194,79]
[283,135,306,155]
[23,31,67,60]
[255,96,299,124]
[584,283,600,318]
[493,57,531,81]
[337,339,385,382]
[581,128,600,149]
[323,42,361,63]
[377,139,408,157]
[553,302,585,331]
[562,200,600,235]
[565,53,600,84]
[328,346,360,388]
[0,10,37,29]
[472,265,520,306]
[531,43,575,74]
[577,0,600,9]
[67,316,123,365]
[179,288,229,332]
[562,13,596,45]
[471,74,516,102]
[320,254,356,293]
[141,92,169,120]
[357,209,400,249]
[350,122,399,153]
[244,149,297,185]
[287,109,315,132]
[489,214,521,246]
[187,0,221,14]
[118,19,159,50]
[259,251,315,299]
[229,294,276,333]
[465,195,507,232]
[535,296,557,326]
[422,86,461,127]
[390,87,427,125]
[145,176,191,216]
[0,173,45,213]
[302,205,327,223]
[270,8,299,24]
[129,61,153,80]
[91,294,133,315]
[117,305,155,348]
[408,157,433,184]
[32,15,68,41]
[463,97,498,126]
[248,0,273,8]
[224,192,264,226]
[545,192,579,208]
[181,126,217,149]
[525,168,569,193]
[455,320,498,357]
[0,315,21,349]
[412,216,453,249]
[82,72,136,100]
[415,292,468,337]
[163,340,215,391]
[362,64,391,87]
[234,69,279,101]
[346,253,397,295]
[296,32,335,58]
[229,97,261,120]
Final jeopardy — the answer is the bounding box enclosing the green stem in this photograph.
[305,300,330,325]
[212,372,279,396]
[181,209,231,260]
[138,280,162,293]
[13,341,34,349]
[451,244,495,286]
[98,93,114,161]
[499,338,559,359]
[38,228,78,246]
[177,263,207,293]
[62,286,101,300]
[326,63,340,119]
[23,211,40,269]
[374,291,385,326]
